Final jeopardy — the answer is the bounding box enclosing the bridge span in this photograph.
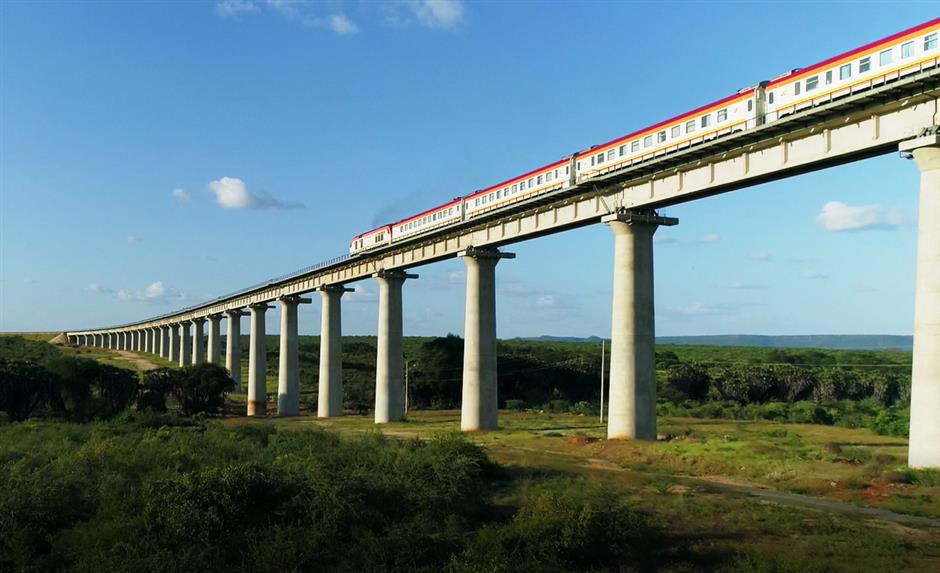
[69,62,940,468]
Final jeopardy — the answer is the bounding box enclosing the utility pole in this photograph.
[600,338,605,424]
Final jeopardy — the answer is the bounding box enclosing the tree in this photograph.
[138,368,181,412]
[172,363,232,415]
[0,359,54,421]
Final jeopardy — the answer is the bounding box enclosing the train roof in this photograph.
[767,16,940,88]
[392,197,464,227]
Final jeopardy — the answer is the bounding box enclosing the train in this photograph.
[350,17,940,256]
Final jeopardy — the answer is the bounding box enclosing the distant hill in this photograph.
[517,334,913,351]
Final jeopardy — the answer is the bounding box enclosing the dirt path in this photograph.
[113,350,160,371]
[498,444,940,529]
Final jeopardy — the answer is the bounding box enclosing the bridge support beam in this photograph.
[179,322,191,367]
[902,135,940,468]
[603,211,677,440]
[458,247,515,431]
[318,285,352,418]
[248,303,272,416]
[169,324,180,363]
[278,296,311,416]
[226,309,246,392]
[159,326,169,358]
[192,318,206,364]
[207,315,222,364]
[373,270,417,423]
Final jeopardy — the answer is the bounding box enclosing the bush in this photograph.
[666,362,711,401]
[545,399,571,413]
[138,368,181,412]
[504,399,526,411]
[868,407,909,437]
[172,363,232,415]
[0,359,54,421]
[569,401,596,416]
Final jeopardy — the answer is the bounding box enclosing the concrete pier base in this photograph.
[373,270,417,423]
[318,285,352,418]
[207,314,222,364]
[277,296,311,417]
[248,303,272,417]
[179,322,191,367]
[603,211,677,440]
[225,309,246,392]
[902,135,940,468]
[192,318,206,364]
[458,247,514,431]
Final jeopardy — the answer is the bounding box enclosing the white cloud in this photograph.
[801,270,831,280]
[404,0,464,29]
[447,270,465,284]
[815,201,908,232]
[171,188,190,202]
[345,285,378,304]
[748,250,772,262]
[536,295,556,309]
[654,235,678,245]
[208,177,303,210]
[126,234,140,243]
[90,281,183,304]
[330,14,359,35]
[216,0,259,17]
[729,281,767,290]
[700,233,720,244]
[88,283,114,295]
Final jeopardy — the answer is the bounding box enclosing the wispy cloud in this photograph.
[748,250,772,262]
[345,284,377,304]
[330,14,359,35]
[126,234,140,243]
[208,177,303,210]
[399,0,464,29]
[699,233,720,244]
[654,235,679,245]
[800,270,831,280]
[815,201,909,232]
[216,0,259,17]
[89,281,185,304]
[171,188,190,202]
[729,281,768,290]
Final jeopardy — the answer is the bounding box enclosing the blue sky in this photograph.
[1,1,936,338]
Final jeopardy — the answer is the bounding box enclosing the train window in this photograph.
[926,33,938,51]
[686,119,696,132]
[565,166,570,174]
[839,63,851,80]
[902,41,914,59]
[826,70,833,84]
[596,152,605,163]
[747,99,753,112]
[555,169,560,178]
[700,114,710,128]
[671,125,680,137]
[806,76,818,91]
[490,192,496,201]
[512,183,517,192]
[537,175,543,184]
[717,109,727,122]
[794,81,801,96]
[496,190,501,199]
[880,49,892,65]
[643,135,653,147]
[619,144,626,156]
[768,91,774,104]
[631,140,640,152]
[528,179,534,189]
[546,171,553,182]
[657,131,666,143]
[607,149,615,160]
[859,57,871,73]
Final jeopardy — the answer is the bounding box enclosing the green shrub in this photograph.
[569,401,596,416]
[172,363,232,415]
[504,399,527,411]
[868,407,909,437]
[0,359,54,421]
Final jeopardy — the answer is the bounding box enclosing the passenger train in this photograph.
[350,17,940,256]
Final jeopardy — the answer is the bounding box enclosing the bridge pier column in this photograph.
[277,296,311,417]
[169,324,180,363]
[319,285,352,418]
[225,309,246,392]
[144,329,152,353]
[458,247,515,431]
[152,327,160,354]
[373,270,417,423]
[159,326,169,358]
[248,303,272,416]
[105,333,112,349]
[207,314,222,364]
[901,135,940,468]
[179,322,191,367]
[192,318,206,364]
[603,211,677,440]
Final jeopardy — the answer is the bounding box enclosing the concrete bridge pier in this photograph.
[225,309,246,391]
[373,270,417,423]
[318,284,353,418]
[169,324,180,363]
[902,134,940,469]
[277,296,311,417]
[159,326,169,358]
[179,321,191,367]
[152,327,160,354]
[458,247,515,431]
[192,318,206,364]
[207,314,222,364]
[603,211,677,440]
[144,329,152,354]
[248,303,272,416]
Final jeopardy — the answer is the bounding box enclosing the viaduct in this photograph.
[69,64,940,468]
